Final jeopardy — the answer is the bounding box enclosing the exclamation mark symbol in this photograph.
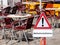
[42,18,44,27]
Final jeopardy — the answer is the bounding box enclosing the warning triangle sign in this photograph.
[34,12,51,29]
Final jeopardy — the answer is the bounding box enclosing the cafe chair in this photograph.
[13,17,34,45]
[0,10,6,41]
[0,18,17,45]
[4,6,11,14]
[0,18,14,45]
[2,6,11,16]
[45,10,52,18]
[45,10,55,28]
[0,8,14,44]
[0,20,3,37]
[10,6,18,14]
[3,18,20,45]
[0,12,2,16]
[0,13,13,41]
[4,18,14,37]
[21,5,26,13]
[55,16,60,28]
[0,19,8,44]
[2,18,12,39]
[35,5,40,15]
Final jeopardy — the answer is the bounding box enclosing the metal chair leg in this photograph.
[2,28,7,45]
[23,30,29,45]
[9,25,15,45]
[18,31,22,42]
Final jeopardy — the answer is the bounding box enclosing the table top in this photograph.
[7,14,32,18]
[0,14,39,19]
[45,8,60,11]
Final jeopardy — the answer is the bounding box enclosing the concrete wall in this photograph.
[8,0,21,7]
[14,0,21,3]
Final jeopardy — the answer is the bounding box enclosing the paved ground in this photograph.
[0,28,60,45]
[47,28,60,45]
[0,17,60,45]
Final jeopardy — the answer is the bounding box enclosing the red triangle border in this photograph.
[34,12,52,29]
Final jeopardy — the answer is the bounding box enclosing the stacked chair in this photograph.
[44,11,53,24]
[0,5,18,44]
[0,3,34,45]
[13,16,34,45]
[0,6,13,44]
[54,12,60,28]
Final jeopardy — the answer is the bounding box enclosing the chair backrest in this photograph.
[15,17,34,29]
[26,17,34,29]
[0,12,2,16]
[4,18,13,24]
[45,10,50,15]
[11,6,18,14]
[5,6,11,14]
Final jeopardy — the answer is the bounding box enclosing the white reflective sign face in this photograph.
[33,29,53,37]
[37,16,49,27]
